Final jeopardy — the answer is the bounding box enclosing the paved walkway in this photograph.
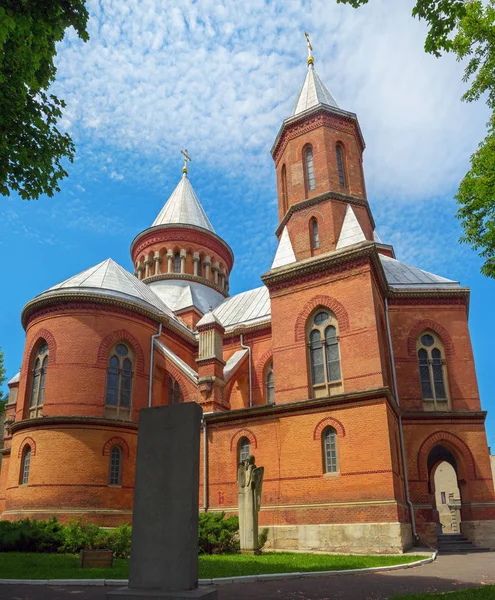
[0,553,494,600]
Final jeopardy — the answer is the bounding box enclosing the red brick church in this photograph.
[1,43,494,553]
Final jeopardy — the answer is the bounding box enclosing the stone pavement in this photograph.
[0,553,494,600]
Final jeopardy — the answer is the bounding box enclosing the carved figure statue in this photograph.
[237,454,264,553]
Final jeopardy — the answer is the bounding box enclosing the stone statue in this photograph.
[237,454,264,553]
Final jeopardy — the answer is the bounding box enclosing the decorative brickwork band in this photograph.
[313,417,346,440]
[417,431,477,481]
[18,437,36,458]
[97,329,146,375]
[102,437,130,458]
[22,329,57,377]
[295,295,350,342]
[407,320,455,358]
[230,429,258,452]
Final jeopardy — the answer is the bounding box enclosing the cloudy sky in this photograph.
[2,0,494,445]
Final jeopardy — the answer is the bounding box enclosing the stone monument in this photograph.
[108,403,217,599]
[237,454,264,553]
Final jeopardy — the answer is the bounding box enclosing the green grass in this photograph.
[392,587,495,599]
[0,552,424,580]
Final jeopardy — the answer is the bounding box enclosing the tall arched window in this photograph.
[105,343,134,420]
[322,427,338,473]
[174,253,181,273]
[20,446,31,485]
[304,146,316,191]
[308,310,342,398]
[29,340,48,418]
[417,332,449,411]
[109,446,122,486]
[265,362,275,405]
[281,164,288,213]
[238,437,250,463]
[336,144,346,188]
[168,375,183,405]
[310,218,320,250]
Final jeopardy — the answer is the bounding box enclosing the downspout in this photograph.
[239,333,252,408]
[203,417,208,512]
[385,297,419,541]
[148,323,163,408]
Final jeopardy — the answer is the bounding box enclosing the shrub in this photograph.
[107,523,132,558]
[198,512,239,554]
[59,518,110,554]
[0,517,63,553]
[257,527,269,553]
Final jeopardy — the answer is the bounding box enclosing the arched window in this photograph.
[29,340,48,418]
[168,375,183,405]
[310,218,320,250]
[238,437,250,464]
[109,446,122,486]
[322,427,338,473]
[20,446,31,485]
[308,310,342,398]
[265,362,275,405]
[105,343,134,420]
[336,144,346,188]
[417,332,449,411]
[304,146,316,191]
[281,164,288,213]
[174,253,181,273]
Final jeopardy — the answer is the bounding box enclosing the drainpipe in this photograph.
[385,297,419,542]
[203,417,208,512]
[148,323,163,408]
[239,333,252,408]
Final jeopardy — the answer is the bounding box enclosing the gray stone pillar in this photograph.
[136,262,144,281]
[204,256,211,280]
[212,262,219,285]
[193,252,200,277]
[167,250,173,273]
[144,257,152,279]
[108,404,216,600]
[180,249,187,274]
[154,251,161,276]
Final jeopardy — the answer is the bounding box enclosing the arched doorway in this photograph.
[428,445,462,535]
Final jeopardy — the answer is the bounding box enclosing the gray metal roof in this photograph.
[8,372,20,386]
[336,204,366,249]
[213,286,271,329]
[380,255,460,289]
[148,280,225,315]
[44,259,179,320]
[152,173,215,232]
[294,64,339,116]
[271,226,296,269]
[154,339,198,383]
[224,349,248,383]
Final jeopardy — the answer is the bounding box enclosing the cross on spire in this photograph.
[305,31,314,66]
[181,148,192,175]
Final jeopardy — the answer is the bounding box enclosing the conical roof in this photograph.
[336,205,366,249]
[152,173,214,232]
[271,226,296,269]
[294,64,339,116]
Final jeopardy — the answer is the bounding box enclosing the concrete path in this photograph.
[0,552,494,600]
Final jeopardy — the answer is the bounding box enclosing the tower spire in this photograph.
[305,31,314,66]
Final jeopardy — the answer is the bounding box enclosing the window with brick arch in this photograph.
[281,164,288,214]
[416,331,449,411]
[168,375,183,405]
[310,217,320,250]
[238,437,250,464]
[265,362,274,405]
[336,143,346,188]
[304,145,316,192]
[322,427,338,473]
[29,340,48,418]
[307,310,342,398]
[109,445,122,486]
[174,253,181,273]
[20,445,31,485]
[105,343,134,421]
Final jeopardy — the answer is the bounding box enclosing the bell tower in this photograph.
[271,35,374,260]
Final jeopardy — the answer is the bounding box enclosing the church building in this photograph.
[1,42,494,553]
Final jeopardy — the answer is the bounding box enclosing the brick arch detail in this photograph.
[230,429,258,452]
[254,350,273,390]
[417,431,476,481]
[18,437,36,458]
[295,296,350,342]
[97,329,146,375]
[407,320,455,358]
[102,436,130,458]
[165,363,196,403]
[313,417,346,440]
[22,329,57,377]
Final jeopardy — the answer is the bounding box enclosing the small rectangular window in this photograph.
[441,492,446,504]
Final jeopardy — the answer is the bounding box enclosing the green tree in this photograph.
[0,1,89,200]
[337,0,495,278]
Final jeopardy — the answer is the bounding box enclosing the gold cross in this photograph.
[305,31,312,52]
[305,31,314,65]
[181,148,192,173]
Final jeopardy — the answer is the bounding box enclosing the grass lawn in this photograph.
[392,587,495,599]
[0,552,425,580]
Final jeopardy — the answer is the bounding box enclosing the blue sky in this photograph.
[1,0,494,448]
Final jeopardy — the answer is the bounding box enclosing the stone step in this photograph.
[439,547,492,554]
[438,539,473,546]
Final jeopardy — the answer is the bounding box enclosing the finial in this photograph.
[305,31,314,66]
[181,148,192,175]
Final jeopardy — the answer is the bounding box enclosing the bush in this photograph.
[107,523,132,558]
[0,517,63,552]
[58,518,110,554]
[198,512,239,554]
[257,527,269,553]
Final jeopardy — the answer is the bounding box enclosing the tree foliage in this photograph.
[0,1,89,200]
[337,0,495,278]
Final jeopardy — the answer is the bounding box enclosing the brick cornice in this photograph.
[10,416,139,435]
[401,410,487,422]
